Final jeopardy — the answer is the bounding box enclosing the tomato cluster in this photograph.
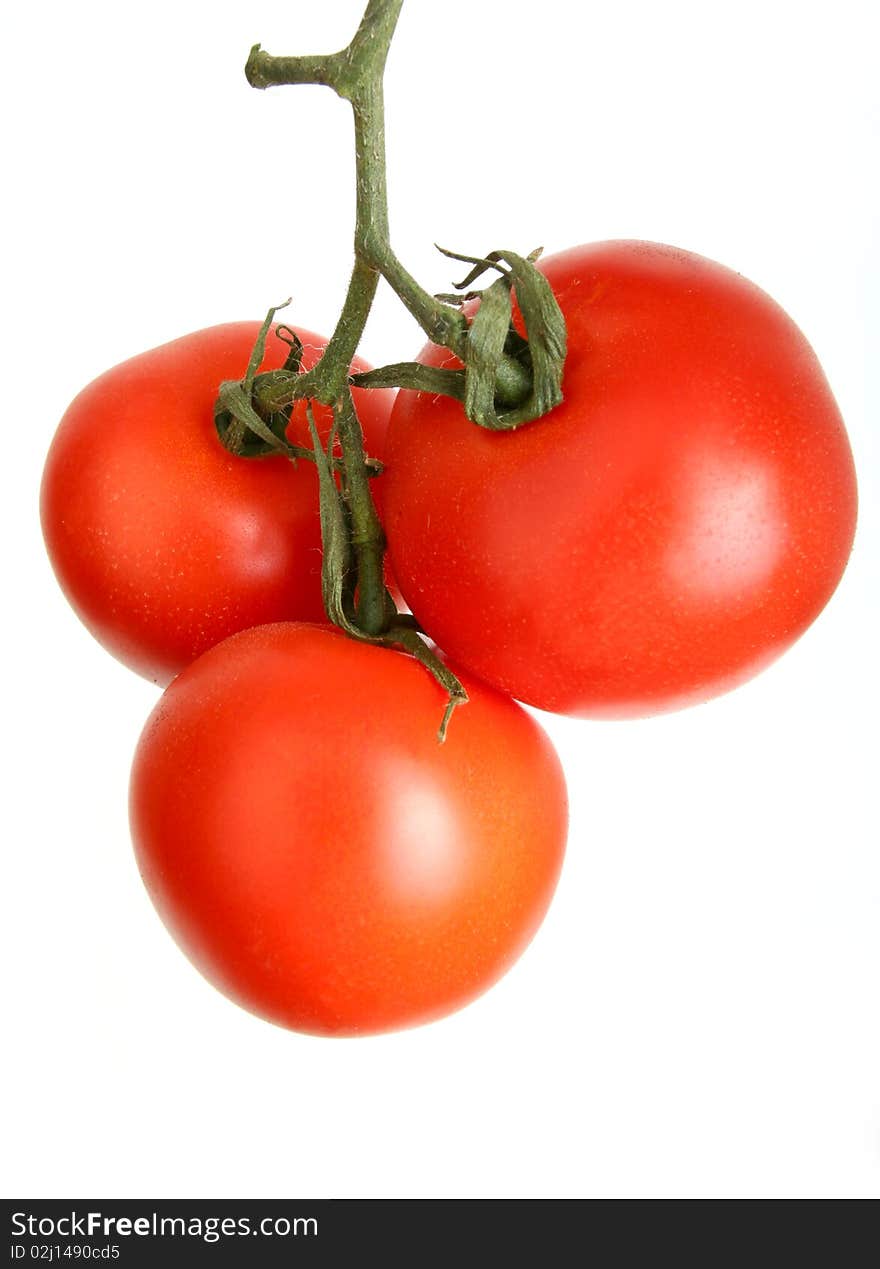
[41,241,857,1037]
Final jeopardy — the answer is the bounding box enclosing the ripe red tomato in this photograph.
[41,323,394,685]
[129,623,567,1036]
[383,241,858,716]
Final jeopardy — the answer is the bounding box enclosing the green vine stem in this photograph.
[217,0,567,736]
[332,391,389,637]
[245,1,468,400]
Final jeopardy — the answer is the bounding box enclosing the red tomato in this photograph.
[129,623,567,1036]
[383,241,858,716]
[41,323,394,684]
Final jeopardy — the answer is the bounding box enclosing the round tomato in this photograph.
[41,323,394,685]
[129,623,567,1036]
[382,241,858,716]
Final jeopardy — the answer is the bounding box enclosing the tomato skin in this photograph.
[40,324,394,685]
[382,241,858,717]
[129,623,567,1036]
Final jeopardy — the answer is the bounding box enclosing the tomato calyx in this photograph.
[215,303,384,477]
[352,245,567,431]
[214,301,303,460]
[438,244,566,429]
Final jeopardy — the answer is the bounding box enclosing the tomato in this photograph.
[129,623,567,1036]
[41,323,394,685]
[382,241,858,716]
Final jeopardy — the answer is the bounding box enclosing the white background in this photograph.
[2,0,877,1198]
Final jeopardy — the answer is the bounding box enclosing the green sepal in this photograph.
[464,276,515,429]
[500,250,566,422]
[214,300,301,458]
[386,624,469,742]
[214,380,296,458]
[351,363,466,400]
[434,245,567,431]
[307,408,355,629]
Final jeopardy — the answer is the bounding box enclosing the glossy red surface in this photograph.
[41,323,393,684]
[129,623,568,1036]
[383,241,858,716]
